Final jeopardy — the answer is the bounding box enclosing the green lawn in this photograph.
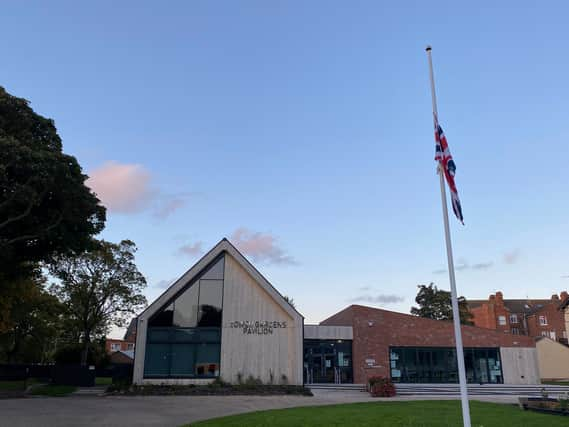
[0,378,39,391]
[29,384,77,397]
[189,401,568,427]
[0,380,27,391]
[95,376,113,386]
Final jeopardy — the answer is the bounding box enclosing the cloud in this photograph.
[350,294,405,304]
[472,262,494,270]
[230,227,297,265]
[561,275,569,279]
[87,161,188,218]
[153,196,188,219]
[87,161,154,213]
[155,278,176,289]
[503,249,521,265]
[455,259,469,271]
[177,241,204,257]
[434,258,493,274]
[358,286,371,291]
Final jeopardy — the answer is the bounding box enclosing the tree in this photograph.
[49,239,147,365]
[0,86,105,272]
[410,283,474,325]
[283,295,296,308]
[0,269,63,363]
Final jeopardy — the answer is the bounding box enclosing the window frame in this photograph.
[143,255,225,379]
[497,315,507,326]
[509,314,518,324]
[539,315,548,326]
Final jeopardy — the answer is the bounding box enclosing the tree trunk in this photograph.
[80,332,90,366]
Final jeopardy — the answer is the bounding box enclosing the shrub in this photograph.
[368,376,396,397]
[559,392,569,411]
[244,375,263,386]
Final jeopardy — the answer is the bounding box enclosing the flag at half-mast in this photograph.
[434,115,464,224]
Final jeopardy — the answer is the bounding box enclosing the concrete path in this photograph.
[0,389,520,427]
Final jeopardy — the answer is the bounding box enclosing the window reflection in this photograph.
[389,347,503,384]
[144,255,224,378]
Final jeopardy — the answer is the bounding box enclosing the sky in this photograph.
[2,1,568,337]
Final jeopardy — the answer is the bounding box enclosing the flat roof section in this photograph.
[304,325,353,340]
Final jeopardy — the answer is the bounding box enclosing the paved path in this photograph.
[0,389,520,427]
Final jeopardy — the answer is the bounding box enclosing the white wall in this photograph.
[219,255,303,385]
[500,347,540,384]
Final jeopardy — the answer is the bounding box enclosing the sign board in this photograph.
[229,320,287,335]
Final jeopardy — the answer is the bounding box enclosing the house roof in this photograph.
[467,298,552,315]
[116,350,134,359]
[321,304,536,347]
[137,238,303,324]
[124,317,137,340]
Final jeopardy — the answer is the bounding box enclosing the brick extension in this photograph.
[320,304,535,384]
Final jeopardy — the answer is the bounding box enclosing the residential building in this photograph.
[468,291,569,344]
[110,349,135,365]
[133,239,540,386]
[105,318,138,354]
[105,338,135,354]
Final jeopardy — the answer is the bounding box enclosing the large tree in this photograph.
[410,283,474,325]
[50,239,147,365]
[0,270,63,363]
[0,86,105,271]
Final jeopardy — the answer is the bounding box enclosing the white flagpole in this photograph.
[425,45,472,427]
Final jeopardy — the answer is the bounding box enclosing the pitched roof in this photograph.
[137,238,303,323]
[467,298,553,315]
[123,317,137,340]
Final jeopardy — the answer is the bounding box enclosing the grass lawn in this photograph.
[95,377,112,386]
[30,384,77,397]
[0,380,27,391]
[543,381,569,386]
[189,401,569,427]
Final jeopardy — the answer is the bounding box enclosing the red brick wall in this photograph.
[105,339,135,354]
[470,304,496,329]
[322,305,535,384]
[527,303,566,341]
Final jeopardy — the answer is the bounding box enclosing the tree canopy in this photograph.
[410,283,474,325]
[49,239,147,364]
[0,86,105,271]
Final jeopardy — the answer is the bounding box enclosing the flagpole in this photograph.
[425,45,472,427]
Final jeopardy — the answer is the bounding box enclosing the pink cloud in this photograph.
[177,241,204,257]
[503,249,521,265]
[230,227,296,265]
[87,161,188,218]
[87,161,154,213]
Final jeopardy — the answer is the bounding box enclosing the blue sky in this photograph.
[3,1,568,336]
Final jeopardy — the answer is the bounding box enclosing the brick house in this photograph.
[468,291,569,344]
[105,318,138,354]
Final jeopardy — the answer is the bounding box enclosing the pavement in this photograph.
[0,389,521,427]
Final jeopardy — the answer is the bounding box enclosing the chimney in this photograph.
[495,291,504,304]
[552,294,559,301]
[561,291,568,301]
[489,294,496,303]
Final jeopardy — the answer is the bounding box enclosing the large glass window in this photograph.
[303,340,353,384]
[144,256,224,378]
[390,347,502,384]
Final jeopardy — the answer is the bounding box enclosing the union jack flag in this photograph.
[434,115,464,224]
